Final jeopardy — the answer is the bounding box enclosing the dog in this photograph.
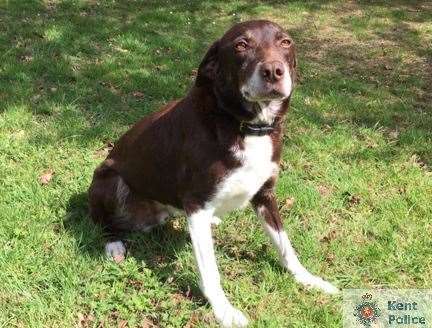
[88,20,338,327]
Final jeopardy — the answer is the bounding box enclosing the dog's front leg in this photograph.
[251,186,339,294]
[187,209,248,327]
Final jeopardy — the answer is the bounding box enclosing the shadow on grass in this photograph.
[285,1,432,165]
[2,1,236,146]
[63,191,208,300]
[63,191,282,304]
[2,0,430,163]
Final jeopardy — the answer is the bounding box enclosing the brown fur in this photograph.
[88,20,296,234]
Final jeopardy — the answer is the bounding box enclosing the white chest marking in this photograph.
[251,100,283,125]
[209,135,278,217]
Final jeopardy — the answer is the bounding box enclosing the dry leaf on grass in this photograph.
[184,285,192,299]
[190,69,198,79]
[166,276,174,284]
[388,129,400,139]
[76,312,94,328]
[317,185,332,197]
[118,320,128,328]
[320,229,337,243]
[279,159,289,171]
[325,253,336,264]
[132,91,145,98]
[94,141,114,158]
[279,197,295,211]
[169,218,182,232]
[39,169,54,185]
[348,194,361,206]
[184,312,200,328]
[140,318,159,328]
[343,192,361,207]
[410,154,427,169]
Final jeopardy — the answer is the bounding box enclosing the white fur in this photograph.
[116,177,129,217]
[256,206,339,294]
[105,240,126,261]
[210,135,278,217]
[186,135,277,327]
[188,210,248,327]
[251,100,283,125]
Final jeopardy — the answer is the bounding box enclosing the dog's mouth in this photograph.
[241,87,287,102]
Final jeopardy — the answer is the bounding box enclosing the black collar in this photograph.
[240,122,275,136]
[212,89,276,136]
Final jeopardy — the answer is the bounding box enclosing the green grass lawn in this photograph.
[1,0,431,327]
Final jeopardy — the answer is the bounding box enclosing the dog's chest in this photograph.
[210,135,278,216]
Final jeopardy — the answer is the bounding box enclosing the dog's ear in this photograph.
[195,40,220,87]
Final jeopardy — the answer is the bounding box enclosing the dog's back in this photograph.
[88,86,241,233]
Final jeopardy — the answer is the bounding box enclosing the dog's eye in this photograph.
[280,39,292,48]
[235,41,248,52]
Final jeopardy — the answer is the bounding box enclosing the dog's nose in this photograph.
[260,61,285,82]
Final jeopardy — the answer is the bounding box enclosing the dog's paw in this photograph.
[295,272,339,295]
[105,241,126,263]
[213,303,248,328]
[315,278,339,294]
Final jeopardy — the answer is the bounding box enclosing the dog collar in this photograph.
[212,93,275,136]
[239,122,275,136]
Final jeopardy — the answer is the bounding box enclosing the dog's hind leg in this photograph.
[88,161,130,261]
[251,184,339,294]
[88,161,171,261]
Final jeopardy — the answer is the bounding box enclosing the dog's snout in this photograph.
[260,61,285,83]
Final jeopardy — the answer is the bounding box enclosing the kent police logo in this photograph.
[353,293,381,327]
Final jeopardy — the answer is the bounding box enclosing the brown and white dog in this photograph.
[89,20,338,327]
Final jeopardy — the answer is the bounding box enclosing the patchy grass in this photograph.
[1,0,431,327]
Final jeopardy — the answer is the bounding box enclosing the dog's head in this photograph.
[196,20,296,123]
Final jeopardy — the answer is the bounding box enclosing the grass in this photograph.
[0,0,431,327]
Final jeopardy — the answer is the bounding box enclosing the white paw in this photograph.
[105,241,126,263]
[213,302,248,327]
[294,272,339,294]
[210,216,222,226]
